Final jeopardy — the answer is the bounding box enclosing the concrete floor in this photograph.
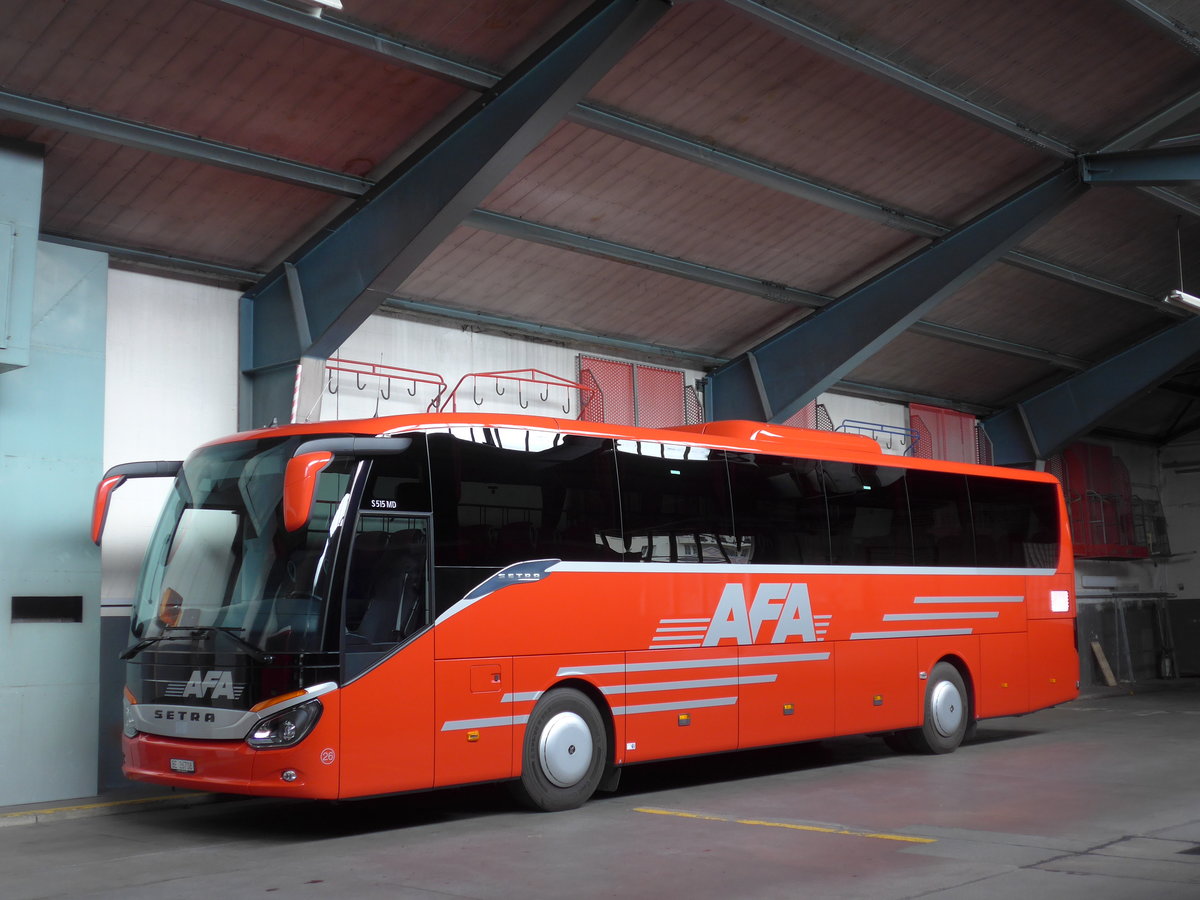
[4,684,1200,899]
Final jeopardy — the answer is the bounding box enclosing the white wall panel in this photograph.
[101,270,239,612]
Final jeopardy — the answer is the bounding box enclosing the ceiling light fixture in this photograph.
[1164,218,1200,314]
[284,0,342,17]
[1164,289,1200,312]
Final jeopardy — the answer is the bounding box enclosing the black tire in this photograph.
[514,687,606,812]
[908,662,969,754]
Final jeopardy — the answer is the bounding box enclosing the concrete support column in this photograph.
[0,141,108,806]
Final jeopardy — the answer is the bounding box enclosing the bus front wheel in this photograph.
[514,687,605,812]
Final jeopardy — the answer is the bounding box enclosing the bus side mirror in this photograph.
[92,460,182,545]
[284,451,335,532]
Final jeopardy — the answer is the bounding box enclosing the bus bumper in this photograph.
[122,729,340,799]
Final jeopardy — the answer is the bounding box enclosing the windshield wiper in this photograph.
[119,633,190,660]
[164,626,274,663]
[120,626,273,663]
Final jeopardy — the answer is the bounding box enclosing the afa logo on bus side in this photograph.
[703,582,817,645]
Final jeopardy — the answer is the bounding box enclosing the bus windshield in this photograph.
[130,436,354,655]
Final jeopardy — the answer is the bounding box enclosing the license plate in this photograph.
[169,758,195,774]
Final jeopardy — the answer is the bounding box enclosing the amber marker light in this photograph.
[251,690,309,713]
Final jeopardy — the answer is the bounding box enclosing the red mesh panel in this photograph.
[910,414,933,459]
[815,403,834,432]
[635,364,686,428]
[578,356,634,425]
[577,368,605,422]
[684,384,703,425]
[782,401,817,430]
[976,424,994,467]
[909,403,977,463]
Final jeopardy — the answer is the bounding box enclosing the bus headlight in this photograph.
[245,700,322,749]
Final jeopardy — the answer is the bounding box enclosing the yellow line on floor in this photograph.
[634,807,937,844]
[0,794,199,820]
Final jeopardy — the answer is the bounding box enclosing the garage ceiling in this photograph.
[4,0,1200,449]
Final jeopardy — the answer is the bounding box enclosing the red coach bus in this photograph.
[94,414,1077,811]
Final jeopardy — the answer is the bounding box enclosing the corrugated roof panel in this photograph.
[928,263,1170,361]
[1017,189,1184,297]
[399,226,786,356]
[481,122,920,294]
[344,0,584,70]
[34,132,336,270]
[846,331,1062,406]
[588,0,1048,225]
[766,0,1196,149]
[0,0,468,176]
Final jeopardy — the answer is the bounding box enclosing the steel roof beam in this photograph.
[239,0,669,428]
[468,209,1094,369]
[1114,0,1200,56]
[0,89,371,197]
[728,0,1200,224]
[1082,146,1200,184]
[212,0,1161,310]
[1099,84,1200,152]
[724,0,1075,159]
[40,233,265,284]
[982,316,1200,463]
[206,0,496,90]
[708,166,1087,423]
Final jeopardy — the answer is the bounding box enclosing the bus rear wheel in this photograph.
[514,687,605,812]
[911,662,969,754]
[885,662,970,754]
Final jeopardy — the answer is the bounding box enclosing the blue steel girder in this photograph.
[1081,146,1200,185]
[983,317,1200,464]
[707,165,1088,423]
[239,0,669,427]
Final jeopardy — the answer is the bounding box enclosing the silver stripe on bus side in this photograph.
[549,562,1055,577]
[659,618,711,624]
[441,714,530,732]
[849,628,974,640]
[557,652,830,677]
[501,691,543,703]
[601,674,777,695]
[883,612,1000,621]
[913,595,1025,604]
[655,626,711,633]
[612,697,738,716]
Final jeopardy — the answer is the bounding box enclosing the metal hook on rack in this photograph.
[473,378,485,406]
[379,376,391,401]
[356,372,367,391]
[406,378,417,397]
[327,367,338,394]
[518,382,529,409]
[495,378,505,397]
[539,385,549,402]
[562,393,571,415]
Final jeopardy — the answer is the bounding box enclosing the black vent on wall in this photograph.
[11,596,83,623]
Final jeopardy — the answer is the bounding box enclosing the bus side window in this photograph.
[968,475,1060,567]
[906,470,974,566]
[429,429,621,570]
[726,453,830,564]
[824,463,914,565]
[614,441,736,563]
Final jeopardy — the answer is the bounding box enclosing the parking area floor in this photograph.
[4,683,1200,899]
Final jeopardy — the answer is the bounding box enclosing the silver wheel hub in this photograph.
[538,711,592,788]
[930,680,964,737]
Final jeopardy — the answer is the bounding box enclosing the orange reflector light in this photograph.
[251,690,308,713]
[123,686,137,705]
[467,731,480,743]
